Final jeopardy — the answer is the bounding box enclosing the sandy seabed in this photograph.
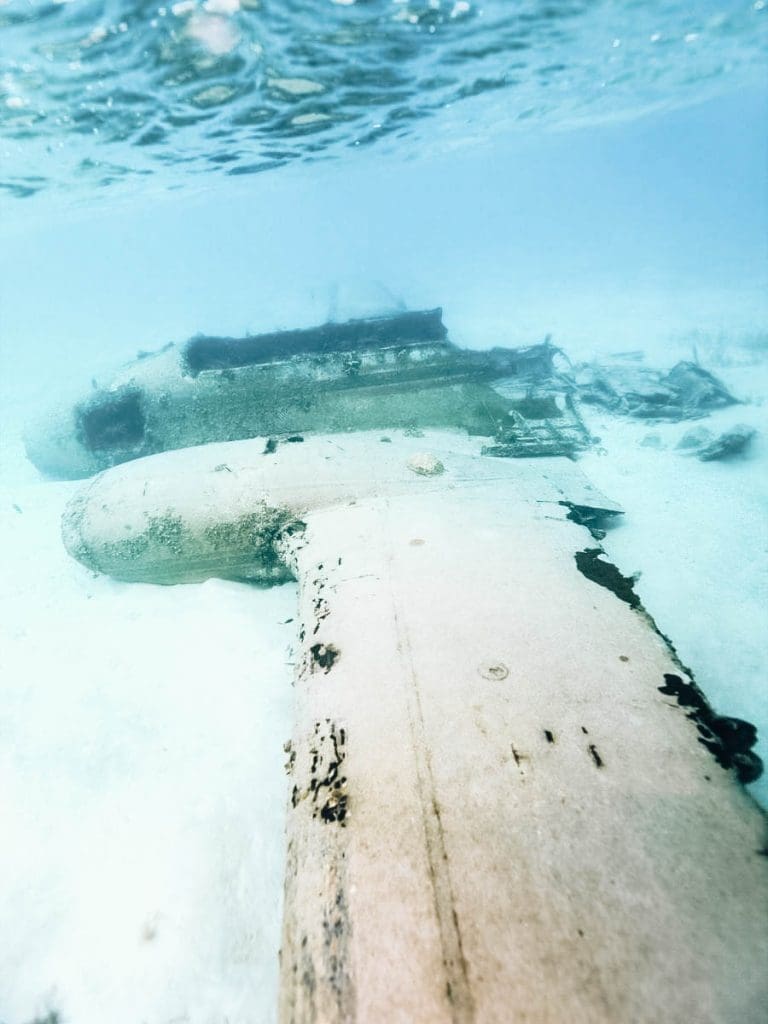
[0,450,296,1023]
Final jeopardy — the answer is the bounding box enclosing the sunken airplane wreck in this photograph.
[39,306,767,1020]
[24,308,593,480]
[58,386,766,1021]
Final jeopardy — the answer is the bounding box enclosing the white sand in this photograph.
[0,359,766,1021]
[0,433,295,1023]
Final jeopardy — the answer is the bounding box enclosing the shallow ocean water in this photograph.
[2,0,767,199]
[1,1,767,1022]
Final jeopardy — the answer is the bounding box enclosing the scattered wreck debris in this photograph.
[697,424,757,462]
[560,502,621,541]
[22,305,749,480]
[673,423,757,460]
[640,432,664,449]
[665,361,738,413]
[24,309,573,480]
[573,358,738,421]
[675,426,714,451]
[481,392,593,460]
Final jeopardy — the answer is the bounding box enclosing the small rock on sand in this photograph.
[407,452,445,476]
[698,424,757,462]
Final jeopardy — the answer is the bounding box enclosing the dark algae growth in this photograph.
[575,548,641,609]
[575,547,763,785]
[292,720,348,827]
[659,673,763,785]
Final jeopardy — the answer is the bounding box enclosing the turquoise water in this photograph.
[1,1,766,364]
[1,0,767,198]
[1,2,767,1021]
